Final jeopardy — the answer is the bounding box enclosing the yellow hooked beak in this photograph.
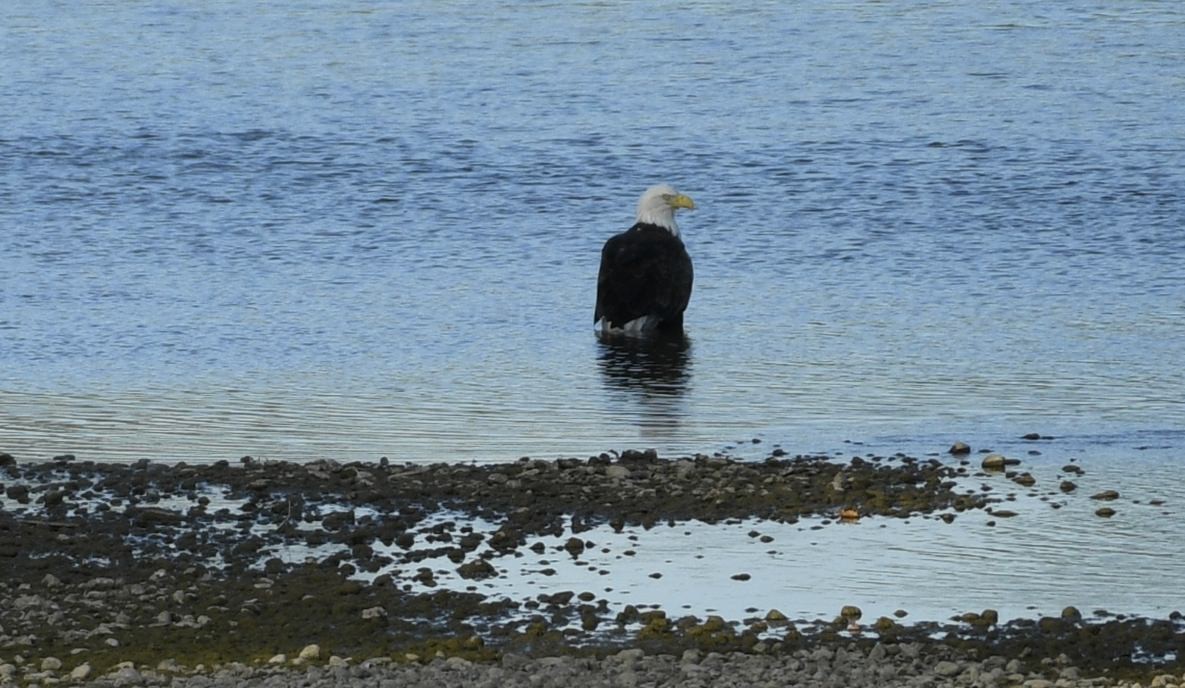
[666,193,696,210]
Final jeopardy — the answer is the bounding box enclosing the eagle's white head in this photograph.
[635,184,696,236]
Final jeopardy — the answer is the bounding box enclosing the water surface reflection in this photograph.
[596,333,692,437]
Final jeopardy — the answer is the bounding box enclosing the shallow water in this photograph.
[2,1,1184,622]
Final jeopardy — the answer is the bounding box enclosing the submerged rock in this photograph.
[949,441,971,455]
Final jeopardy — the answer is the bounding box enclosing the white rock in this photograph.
[298,644,321,661]
[70,663,92,680]
[933,660,961,677]
[156,659,181,672]
[0,664,16,679]
[328,655,348,667]
[605,465,630,480]
[268,654,287,665]
[361,606,387,620]
[41,656,63,671]
[111,665,143,685]
[42,573,62,588]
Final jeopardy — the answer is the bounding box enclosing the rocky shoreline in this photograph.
[2,449,1183,686]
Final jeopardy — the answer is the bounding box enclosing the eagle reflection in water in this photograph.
[595,333,692,433]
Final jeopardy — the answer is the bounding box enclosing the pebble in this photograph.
[40,656,62,671]
[605,465,631,480]
[299,644,321,661]
[840,605,862,620]
[982,454,1009,470]
[111,665,144,685]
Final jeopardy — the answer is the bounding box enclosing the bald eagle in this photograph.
[594,184,696,335]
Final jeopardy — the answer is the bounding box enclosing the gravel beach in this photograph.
[2,449,1183,686]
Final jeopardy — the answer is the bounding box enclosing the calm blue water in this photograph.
[2,2,1183,464]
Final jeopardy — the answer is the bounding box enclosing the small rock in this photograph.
[563,537,586,557]
[731,573,751,581]
[1059,480,1077,493]
[605,465,630,480]
[361,606,388,620]
[1012,472,1036,487]
[298,644,321,661]
[1021,433,1042,440]
[111,666,143,685]
[765,609,787,622]
[1091,490,1120,501]
[840,605,862,620]
[156,659,181,673]
[328,655,348,667]
[949,441,971,455]
[268,654,287,665]
[934,660,962,677]
[1096,507,1116,518]
[41,656,63,671]
[42,574,62,588]
[981,454,1009,470]
[70,663,92,680]
[457,558,497,580]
